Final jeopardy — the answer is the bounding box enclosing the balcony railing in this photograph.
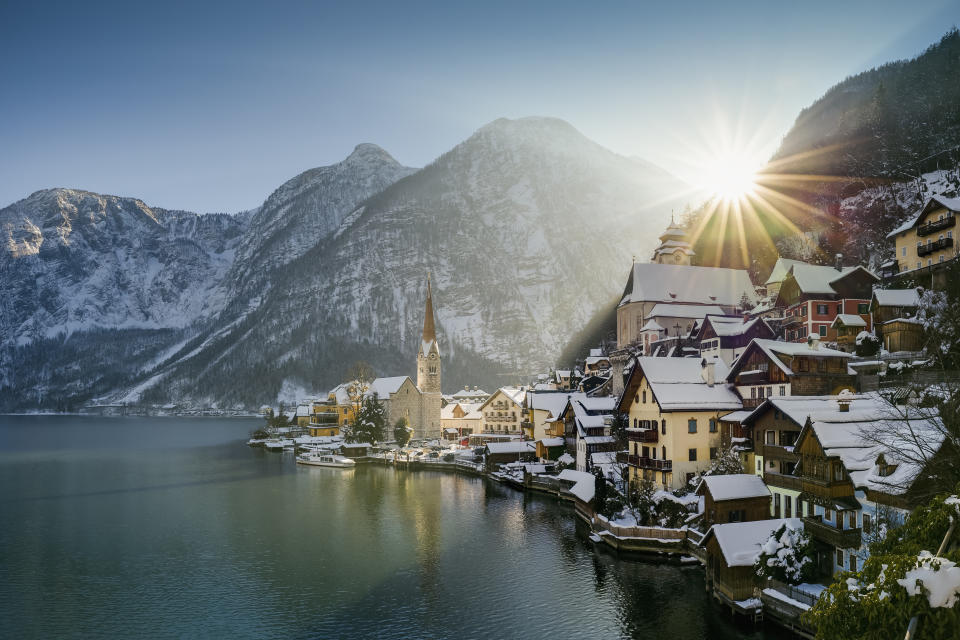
[917,214,956,237]
[918,237,954,257]
[763,471,802,491]
[761,443,799,460]
[627,428,659,443]
[738,371,769,385]
[741,398,763,409]
[627,454,672,470]
[781,314,803,327]
[802,515,862,549]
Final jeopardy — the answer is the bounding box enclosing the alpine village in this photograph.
[250,197,960,638]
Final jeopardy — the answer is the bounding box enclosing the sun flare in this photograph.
[700,153,760,202]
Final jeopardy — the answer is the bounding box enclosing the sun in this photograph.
[700,152,760,202]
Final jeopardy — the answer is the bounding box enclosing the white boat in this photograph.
[296,453,356,468]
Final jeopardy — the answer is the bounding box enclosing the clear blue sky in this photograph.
[0,0,956,212]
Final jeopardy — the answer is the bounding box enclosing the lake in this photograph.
[0,416,790,639]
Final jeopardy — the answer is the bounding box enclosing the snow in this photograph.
[538,437,565,447]
[485,441,535,455]
[699,474,771,501]
[872,288,921,308]
[832,314,867,328]
[735,597,762,610]
[701,315,773,339]
[558,469,595,503]
[720,409,754,423]
[368,376,410,398]
[648,303,725,320]
[897,551,960,608]
[528,391,575,421]
[764,258,809,285]
[762,588,811,611]
[785,263,877,296]
[640,318,665,332]
[730,338,852,380]
[705,518,803,567]
[635,357,742,411]
[620,262,759,308]
[557,453,575,465]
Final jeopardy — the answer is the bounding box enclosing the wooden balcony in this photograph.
[918,237,954,257]
[803,515,861,549]
[627,428,659,443]
[738,371,770,385]
[781,314,804,327]
[760,443,799,461]
[763,471,802,491]
[627,454,672,471]
[741,397,763,409]
[917,214,955,237]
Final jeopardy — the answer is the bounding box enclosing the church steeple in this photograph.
[417,274,441,395]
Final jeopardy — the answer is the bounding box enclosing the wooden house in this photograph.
[702,519,803,609]
[697,474,771,528]
[697,314,776,366]
[870,288,924,353]
[775,262,878,343]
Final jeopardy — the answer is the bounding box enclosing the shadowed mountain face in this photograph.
[0,117,688,410]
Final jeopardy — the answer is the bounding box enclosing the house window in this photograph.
[779,385,786,396]
[858,303,869,314]
[817,359,826,372]
[662,446,666,460]
[929,259,933,266]
[774,493,781,516]
[902,246,907,256]
[633,418,637,428]
[833,464,844,481]
[710,447,718,460]
[837,549,844,567]
[785,497,792,517]
[688,419,697,433]
[801,305,807,316]
[709,418,717,433]
[825,508,833,522]
[917,261,922,269]
[642,391,647,403]
[819,325,827,337]
[940,255,945,263]
[949,231,953,239]
[688,448,697,461]
[766,430,776,445]
[751,387,757,399]
[863,513,872,534]
[798,359,809,372]
[661,419,666,435]
[635,394,639,404]
[817,303,828,315]
[759,387,765,399]
[757,459,761,472]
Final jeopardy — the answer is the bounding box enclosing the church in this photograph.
[366,276,443,440]
[616,219,758,349]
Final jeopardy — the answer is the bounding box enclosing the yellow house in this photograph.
[887,195,959,274]
[526,391,571,441]
[615,357,742,491]
[312,384,356,427]
[307,423,340,437]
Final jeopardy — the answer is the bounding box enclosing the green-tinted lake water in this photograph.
[0,416,791,639]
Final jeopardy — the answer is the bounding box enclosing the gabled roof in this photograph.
[620,357,742,412]
[886,195,960,238]
[648,303,725,320]
[764,258,809,285]
[478,386,527,411]
[697,314,775,341]
[788,264,877,296]
[702,519,803,567]
[792,394,945,496]
[368,376,412,398]
[485,441,536,455]
[640,319,665,333]
[698,474,771,501]
[872,288,922,308]
[528,391,575,421]
[832,314,867,328]
[619,263,758,308]
[727,338,852,380]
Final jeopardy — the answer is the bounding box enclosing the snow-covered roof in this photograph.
[886,194,960,238]
[699,315,774,340]
[343,442,372,449]
[452,388,490,398]
[648,303,725,320]
[485,441,536,455]
[704,519,803,567]
[620,263,758,308]
[296,404,312,417]
[635,357,742,411]
[872,288,922,308]
[832,314,867,328]
[743,393,886,428]
[368,376,410,398]
[328,382,352,406]
[583,435,615,445]
[764,258,809,285]
[584,355,610,366]
[640,318,665,333]
[787,263,877,296]
[529,392,575,421]
[480,386,527,411]
[557,452,575,465]
[558,469,596,503]
[718,409,754,423]
[699,474,771,501]
[589,348,603,358]
[729,338,852,380]
[538,437,565,447]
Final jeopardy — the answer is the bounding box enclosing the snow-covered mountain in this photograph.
[0,117,688,411]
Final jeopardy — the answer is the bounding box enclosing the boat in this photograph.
[295,453,356,468]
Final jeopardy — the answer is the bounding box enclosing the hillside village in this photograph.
[254,192,960,637]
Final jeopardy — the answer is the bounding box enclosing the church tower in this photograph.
[417,274,442,438]
[651,215,695,265]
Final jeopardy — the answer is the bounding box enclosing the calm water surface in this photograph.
[0,416,790,639]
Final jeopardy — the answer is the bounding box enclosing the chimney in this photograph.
[701,358,716,387]
[837,389,854,412]
[835,253,843,271]
[808,335,821,350]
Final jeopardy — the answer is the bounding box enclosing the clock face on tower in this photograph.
[430,353,436,359]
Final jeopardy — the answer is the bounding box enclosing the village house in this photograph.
[697,314,776,366]
[311,384,355,427]
[484,441,536,469]
[885,194,960,275]
[617,357,742,491]
[440,402,482,438]
[762,258,808,302]
[616,222,758,349]
[702,519,803,611]
[535,437,566,461]
[526,391,573,442]
[775,261,879,343]
[478,387,527,436]
[870,288,924,353]
[830,314,869,352]
[792,392,946,576]
[557,395,617,472]
[725,338,855,409]
[697,474,771,528]
[583,348,611,376]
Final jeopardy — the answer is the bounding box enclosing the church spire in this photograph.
[422,273,436,344]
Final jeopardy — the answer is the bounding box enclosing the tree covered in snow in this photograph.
[805,486,960,639]
[393,417,412,447]
[917,274,960,370]
[347,396,386,444]
[855,331,880,357]
[753,523,817,585]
